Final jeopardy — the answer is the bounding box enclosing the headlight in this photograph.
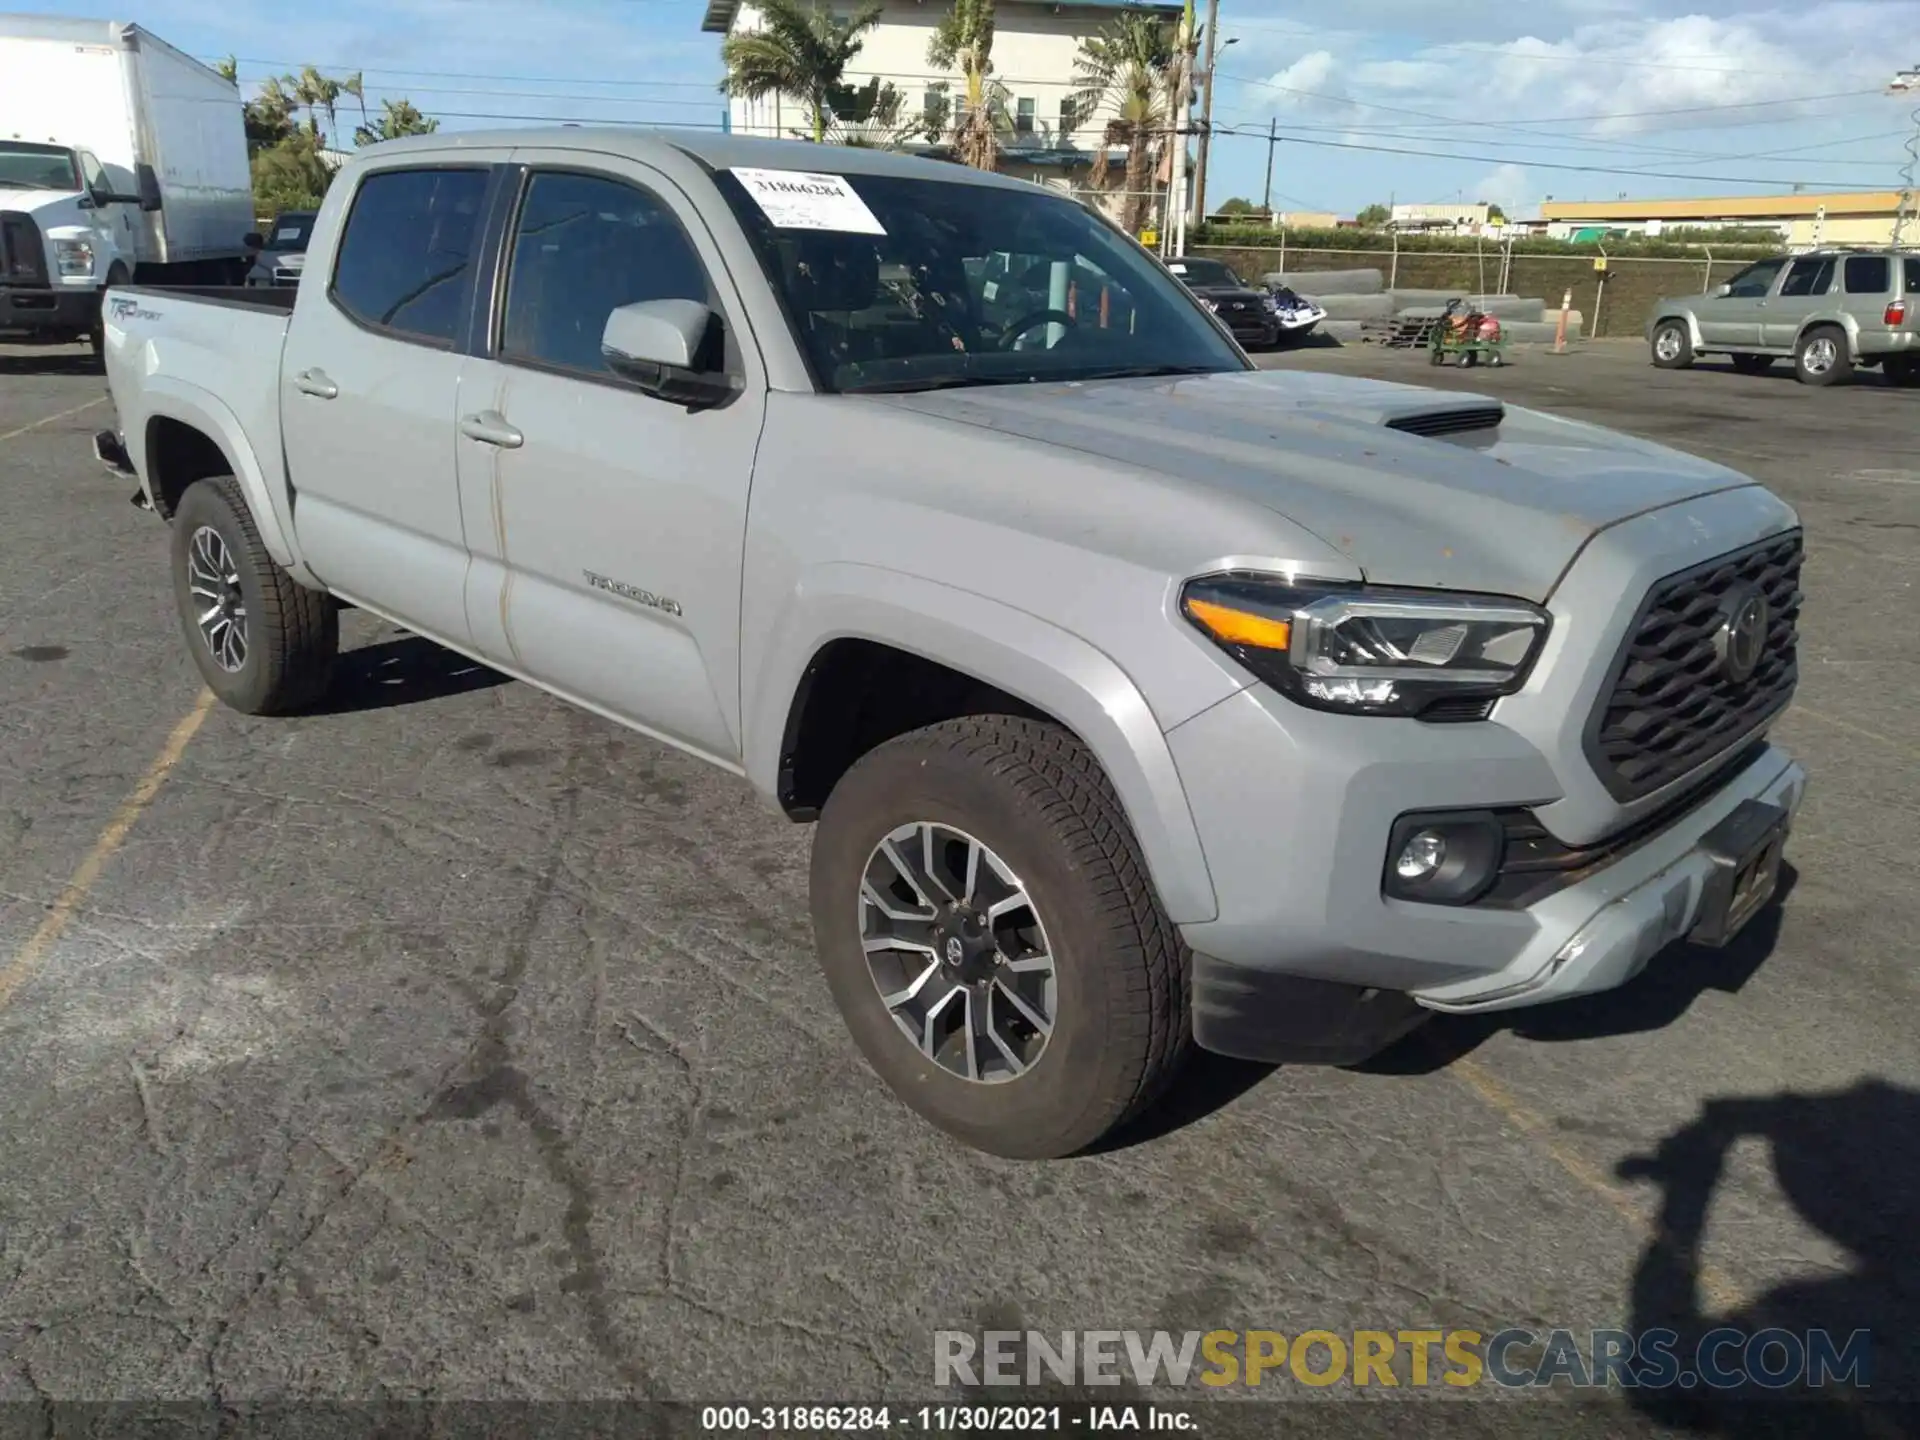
[1200,297,1219,312]
[1180,574,1550,718]
[54,238,95,277]
[1262,293,1281,312]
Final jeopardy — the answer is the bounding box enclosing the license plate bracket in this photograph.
[1689,799,1789,949]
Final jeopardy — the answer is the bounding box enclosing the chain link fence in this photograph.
[1182,241,1772,340]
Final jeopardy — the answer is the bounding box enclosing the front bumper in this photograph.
[1168,677,1806,1053]
[0,284,94,336]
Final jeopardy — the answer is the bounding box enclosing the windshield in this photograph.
[1168,258,1243,288]
[713,169,1247,394]
[267,212,318,250]
[0,142,79,193]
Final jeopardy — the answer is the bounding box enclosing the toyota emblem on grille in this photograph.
[1713,583,1770,683]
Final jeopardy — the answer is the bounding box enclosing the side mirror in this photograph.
[135,163,163,212]
[1713,283,1732,298]
[243,233,265,251]
[600,299,732,407]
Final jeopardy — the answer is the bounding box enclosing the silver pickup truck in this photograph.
[97,130,1808,1159]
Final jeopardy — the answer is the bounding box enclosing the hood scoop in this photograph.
[1384,401,1506,439]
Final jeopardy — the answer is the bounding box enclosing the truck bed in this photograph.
[117,284,298,313]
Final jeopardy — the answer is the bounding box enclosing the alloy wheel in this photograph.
[858,821,1057,1084]
[186,525,249,672]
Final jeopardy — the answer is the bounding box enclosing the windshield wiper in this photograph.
[840,372,1048,395]
[1071,364,1223,382]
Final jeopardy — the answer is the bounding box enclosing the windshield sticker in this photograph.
[1168,263,1188,273]
[273,228,303,244]
[731,167,886,235]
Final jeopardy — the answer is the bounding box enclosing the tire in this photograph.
[809,714,1192,1159]
[1651,320,1694,369]
[1730,353,1774,375]
[170,474,338,714]
[1885,357,1920,388]
[1794,327,1852,386]
[88,265,130,354]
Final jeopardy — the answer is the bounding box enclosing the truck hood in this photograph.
[0,188,81,216]
[876,368,1763,602]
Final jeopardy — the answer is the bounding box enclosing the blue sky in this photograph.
[40,0,1920,216]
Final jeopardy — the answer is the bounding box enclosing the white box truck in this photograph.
[1,13,253,348]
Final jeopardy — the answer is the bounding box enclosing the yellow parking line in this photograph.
[0,396,105,446]
[0,690,216,1014]
[1449,1055,1743,1314]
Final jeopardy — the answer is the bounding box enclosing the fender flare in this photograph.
[131,377,316,584]
[1797,312,1860,359]
[745,563,1220,925]
[1652,311,1704,350]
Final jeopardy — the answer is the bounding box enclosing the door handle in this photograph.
[292,368,338,399]
[459,410,524,449]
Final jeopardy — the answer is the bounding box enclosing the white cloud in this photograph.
[1470,163,1535,214]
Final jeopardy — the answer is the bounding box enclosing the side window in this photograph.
[330,167,489,347]
[1724,259,1785,298]
[78,151,108,199]
[1778,257,1835,298]
[1844,256,1890,294]
[500,170,714,378]
[1907,258,1920,296]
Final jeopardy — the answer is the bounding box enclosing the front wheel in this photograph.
[809,715,1191,1159]
[1651,321,1694,369]
[170,474,338,714]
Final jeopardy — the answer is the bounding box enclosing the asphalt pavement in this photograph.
[0,337,1915,1434]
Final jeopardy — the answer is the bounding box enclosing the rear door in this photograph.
[452,153,766,762]
[1698,257,1784,346]
[1760,254,1837,349]
[281,156,511,646]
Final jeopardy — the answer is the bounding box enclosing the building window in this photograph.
[1059,97,1078,139]
[1016,98,1035,135]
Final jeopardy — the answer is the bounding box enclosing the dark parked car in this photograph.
[242,210,317,287]
[1167,256,1281,349]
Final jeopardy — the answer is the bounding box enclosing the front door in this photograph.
[1698,257,1785,347]
[281,159,506,647]
[1760,254,1837,349]
[454,156,765,763]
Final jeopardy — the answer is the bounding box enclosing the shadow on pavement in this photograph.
[1616,1079,1920,1434]
[1363,864,1799,1077]
[309,633,511,715]
[0,350,102,378]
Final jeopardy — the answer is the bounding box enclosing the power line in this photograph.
[1210,124,1891,188]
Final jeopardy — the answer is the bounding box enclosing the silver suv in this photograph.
[1648,249,1920,387]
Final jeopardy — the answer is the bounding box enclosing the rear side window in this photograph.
[331,167,490,346]
[1844,256,1890,294]
[1778,257,1835,298]
[1908,258,1920,295]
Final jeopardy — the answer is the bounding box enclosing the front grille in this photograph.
[1387,404,1505,438]
[1586,531,1802,802]
[1,211,49,285]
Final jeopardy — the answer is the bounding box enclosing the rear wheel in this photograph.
[1651,321,1694,369]
[809,715,1191,1159]
[170,474,338,714]
[1730,353,1774,375]
[1794,327,1852,386]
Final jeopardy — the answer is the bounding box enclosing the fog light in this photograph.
[1395,830,1448,881]
[1382,811,1506,906]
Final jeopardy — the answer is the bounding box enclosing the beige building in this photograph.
[702,0,1184,213]
[1540,192,1911,248]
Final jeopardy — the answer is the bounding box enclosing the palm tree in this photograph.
[355,98,441,147]
[341,72,369,138]
[819,78,924,149]
[1070,11,1178,233]
[283,65,344,145]
[719,0,884,144]
[926,0,1004,170]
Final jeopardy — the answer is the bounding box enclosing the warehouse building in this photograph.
[1539,191,1911,248]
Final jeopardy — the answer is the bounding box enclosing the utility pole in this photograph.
[1892,64,1920,249]
[1168,0,1196,257]
[1192,0,1221,225]
[1261,116,1275,216]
